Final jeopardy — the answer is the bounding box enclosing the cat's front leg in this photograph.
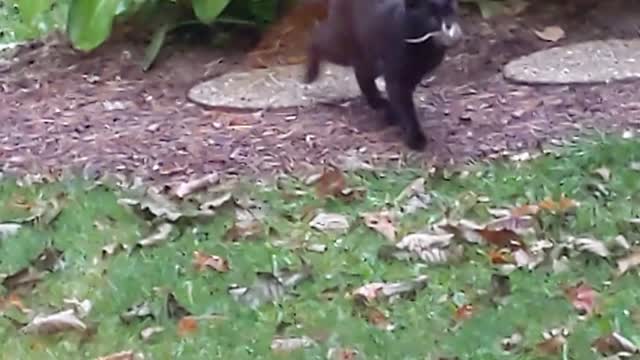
[384,79,427,150]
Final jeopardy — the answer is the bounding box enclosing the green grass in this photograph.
[1,135,640,359]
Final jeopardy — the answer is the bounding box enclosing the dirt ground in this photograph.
[1,0,639,183]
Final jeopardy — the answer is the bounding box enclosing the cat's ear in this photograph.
[405,0,421,9]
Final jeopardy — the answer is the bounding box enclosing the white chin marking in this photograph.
[404,31,437,44]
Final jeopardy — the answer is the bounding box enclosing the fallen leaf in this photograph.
[309,212,350,233]
[538,195,578,214]
[337,187,367,203]
[119,187,189,222]
[0,223,21,240]
[395,233,462,265]
[563,281,599,316]
[616,248,640,275]
[570,237,610,258]
[489,248,514,265]
[177,316,199,337]
[593,167,611,182]
[501,330,524,352]
[335,151,374,171]
[172,173,219,198]
[31,246,64,272]
[120,301,154,324]
[364,306,395,331]
[101,243,127,259]
[361,211,397,242]
[536,328,569,355]
[0,292,29,313]
[140,326,165,342]
[510,204,540,216]
[351,275,428,302]
[314,167,347,198]
[167,292,191,319]
[136,223,174,248]
[230,273,286,309]
[2,266,46,292]
[20,309,87,335]
[476,228,525,250]
[271,335,316,352]
[395,177,426,204]
[193,251,230,273]
[454,304,474,322]
[534,25,565,42]
[230,260,312,309]
[223,220,264,242]
[96,350,142,360]
[199,192,233,211]
[327,347,360,360]
[63,298,92,319]
[592,331,639,356]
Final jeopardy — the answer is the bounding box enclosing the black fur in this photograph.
[304,0,462,150]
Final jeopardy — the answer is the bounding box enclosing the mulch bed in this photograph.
[1,0,639,183]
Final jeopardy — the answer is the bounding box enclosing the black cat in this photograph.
[304,0,463,150]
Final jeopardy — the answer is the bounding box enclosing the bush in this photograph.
[4,0,514,69]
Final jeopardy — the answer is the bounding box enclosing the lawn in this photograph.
[1,134,640,359]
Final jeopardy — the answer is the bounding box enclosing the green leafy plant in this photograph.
[61,0,282,70]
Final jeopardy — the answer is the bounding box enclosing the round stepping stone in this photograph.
[503,39,640,85]
[188,63,384,110]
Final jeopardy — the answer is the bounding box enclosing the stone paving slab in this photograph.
[504,39,640,85]
[188,63,385,110]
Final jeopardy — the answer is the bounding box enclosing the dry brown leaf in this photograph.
[361,211,397,242]
[511,204,540,217]
[314,167,347,198]
[538,195,578,213]
[224,220,264,242]
[0,292,29,313]
[309,212,350,233]
[193,251,230,273]
[563,281,599,316]
[536,328,569,355]
[1,266,46,292]
[172,173,219,198]
[20,309,87,335]
[616,248,640,276]
[177,316,199,337]
[592,331,639,356]
[454,304,474,322]
[476,228,526,250]
[489,248,514,265]
[365,306,395,331]
[534,26,565,42]
[351,275,428,302]
[136,223,174,248]
[95,350,141,360]
[271,336,316,352]
[140,326,165,342]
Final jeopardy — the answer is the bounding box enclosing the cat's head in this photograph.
[404,0,463,47]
